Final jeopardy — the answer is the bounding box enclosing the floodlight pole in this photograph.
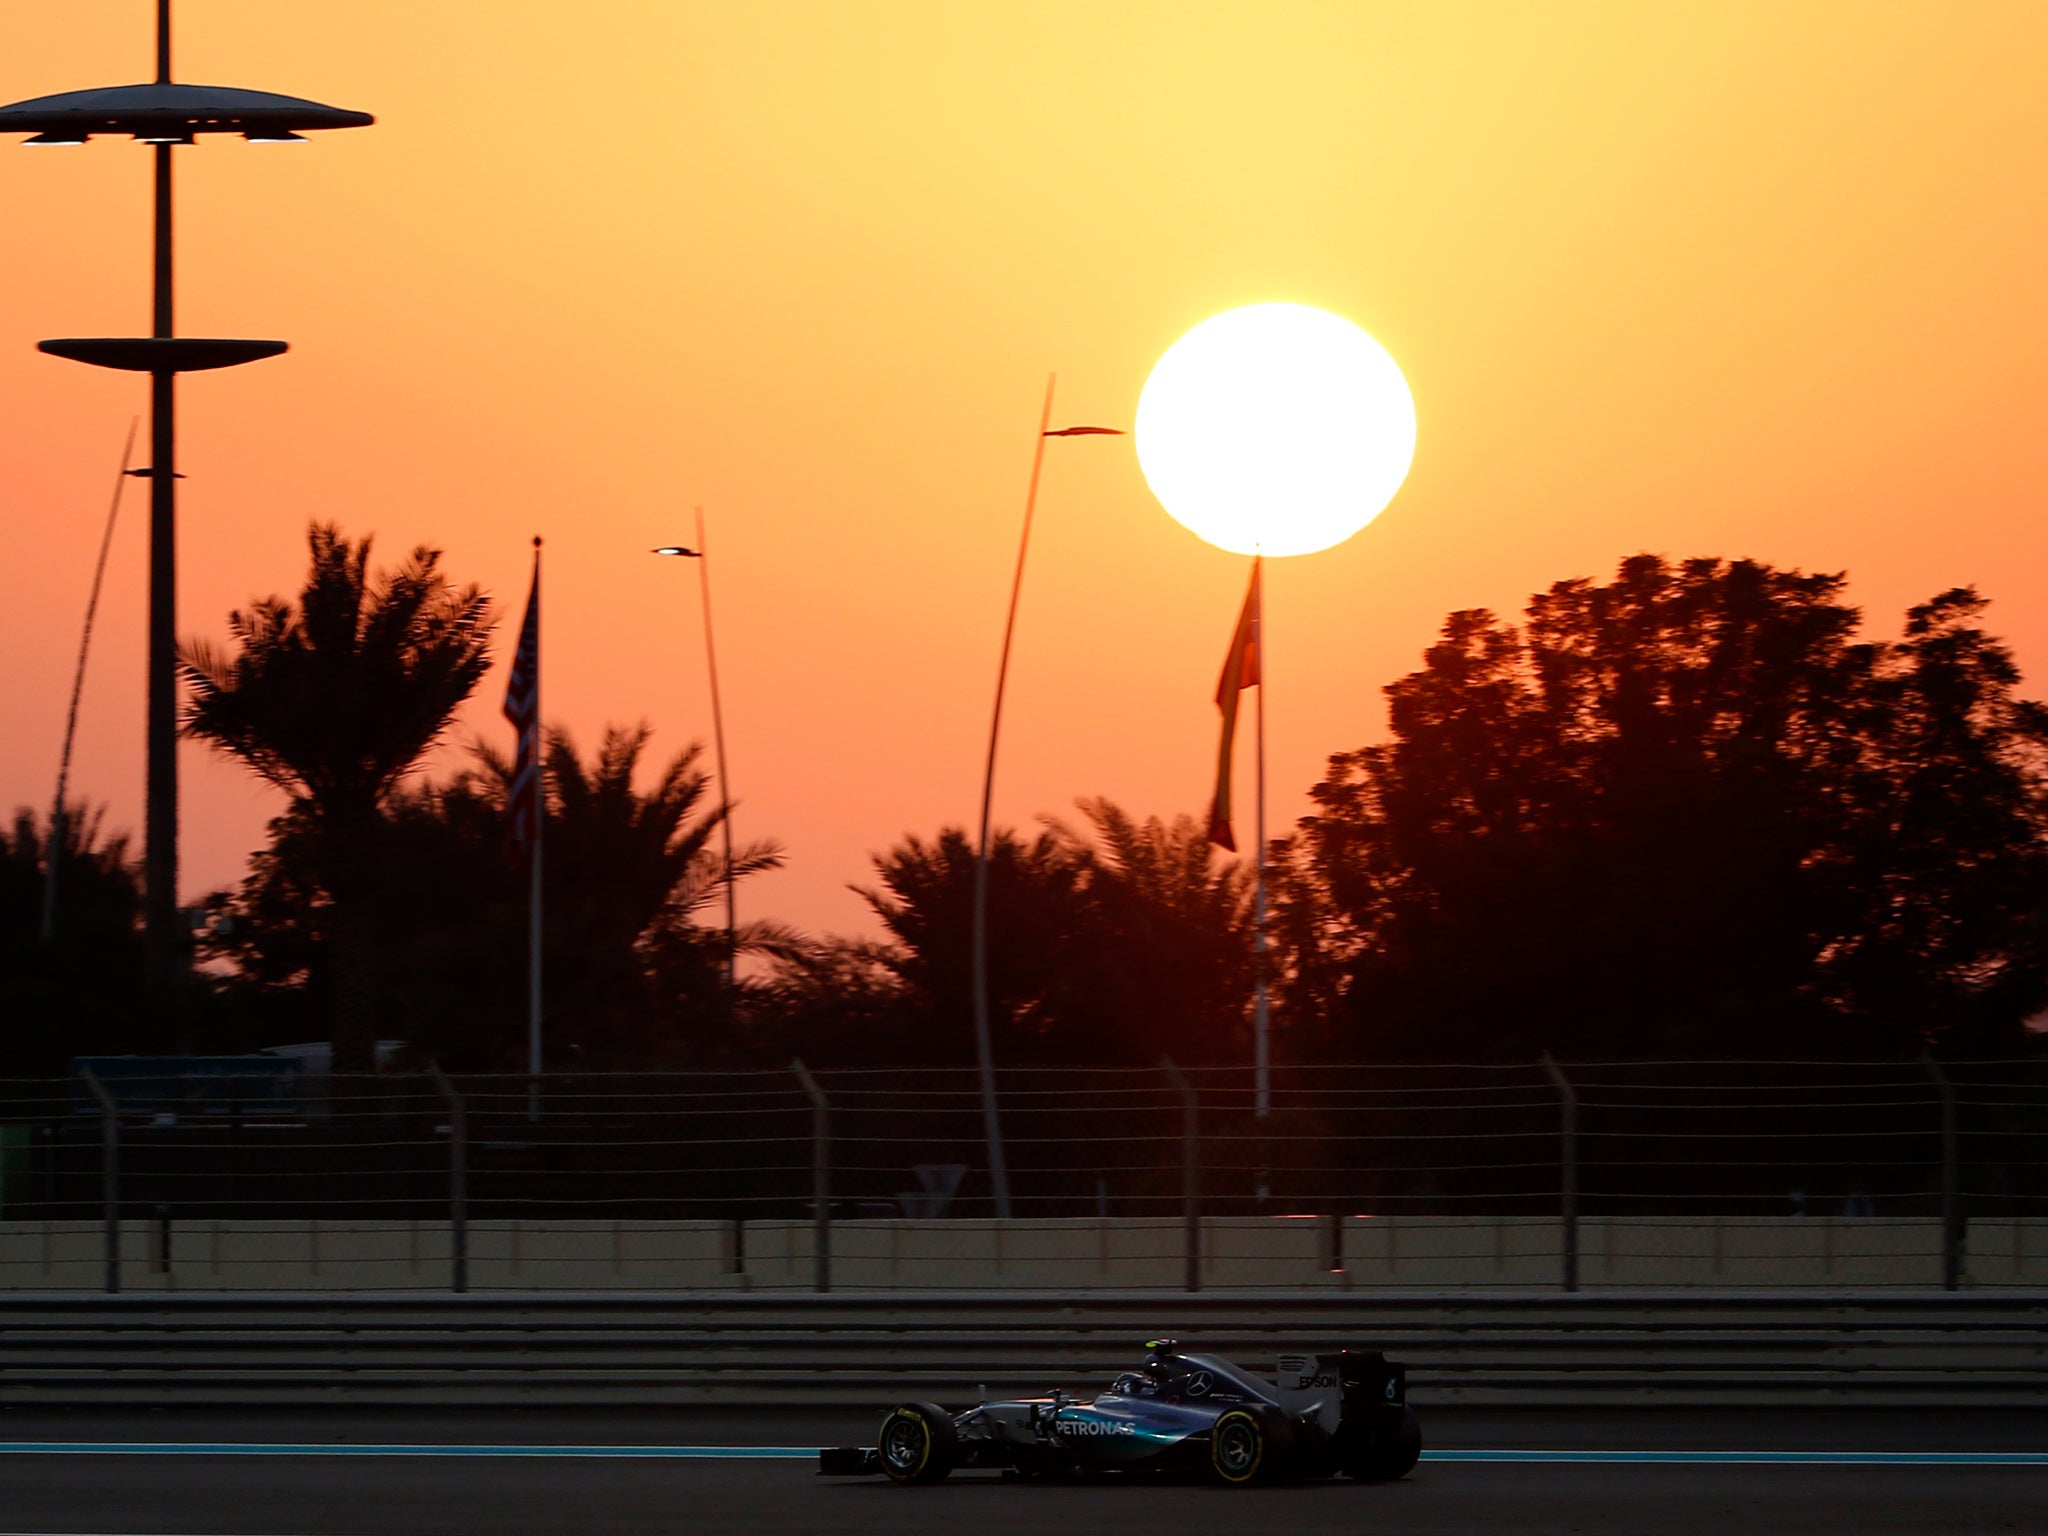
[695,507,739,988]
[970,376,1056,1222]
[2,0,372,1000]
[649,524,739,989]
[970,379,1125,1221]
[144,105,179,995]
[44,420,138,945]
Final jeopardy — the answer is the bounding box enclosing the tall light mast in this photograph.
[1,1,372,1000]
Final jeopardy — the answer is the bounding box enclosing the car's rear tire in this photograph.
[877,1402,957,1485]
[1209,1405,1291,1486]
[1344,1406,1422,1483]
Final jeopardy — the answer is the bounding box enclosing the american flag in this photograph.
[503,550,541,854]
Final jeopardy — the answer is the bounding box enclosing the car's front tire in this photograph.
[877,1402,958,1485]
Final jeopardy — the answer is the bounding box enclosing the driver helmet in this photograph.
[1142,1338,1182,1380]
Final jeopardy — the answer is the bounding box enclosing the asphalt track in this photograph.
[1,1410,2043,1536]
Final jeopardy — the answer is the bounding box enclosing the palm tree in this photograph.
[859,825,1088,1061]
[535,723,788,1063]
[200,723,788,1071]
[2,803,148,1071]
[181,523,495,1074]
[1050,798,1255,1064]
[853,801,1253,1065]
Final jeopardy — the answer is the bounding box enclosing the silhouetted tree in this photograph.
[205,724,786,1069]
[181,524,495,1072]
[1049,798,1254,1063]
[825,799,1253,1066]
[522,724,787,1066]
[1273,555,2048,1060]
[742,937,914,1066]
[1813,588,2048,1050]
[858,825,1089,1062]
[0,804,150,1072]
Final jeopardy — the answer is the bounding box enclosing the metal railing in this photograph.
[2,1058,2043,1293]
[5,1292,2046,1407]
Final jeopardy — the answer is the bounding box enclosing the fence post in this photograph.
[1542,1054,1578,1292]
[1162,1058,1200,1292]
[430,1067,467,1293]
[791,1059,830,1293]
[79,1067,120,1294]
[1921,1053,1960,1290]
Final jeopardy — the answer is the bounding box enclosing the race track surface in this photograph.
[1,1408,2043,1536]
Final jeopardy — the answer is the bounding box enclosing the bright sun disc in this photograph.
[1135,303,1416,557]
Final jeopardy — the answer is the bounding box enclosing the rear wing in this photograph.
[1272,1349,1406,1431]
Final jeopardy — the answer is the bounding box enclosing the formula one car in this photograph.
[818,1338,1420,1487]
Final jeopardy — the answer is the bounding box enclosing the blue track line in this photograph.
[0,1444,813,1459]
[0,1443,2041,1466]
[1423,1450,2048,1466]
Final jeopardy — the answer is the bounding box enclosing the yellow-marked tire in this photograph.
[877,1402,957,1485]
[1208,1407,1273,1486]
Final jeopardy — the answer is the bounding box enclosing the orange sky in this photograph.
[4,1,2047,944]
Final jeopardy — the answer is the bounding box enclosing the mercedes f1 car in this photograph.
[819,1338,1421,1487]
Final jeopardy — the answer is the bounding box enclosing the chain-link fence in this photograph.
[2,1059,2043,1292]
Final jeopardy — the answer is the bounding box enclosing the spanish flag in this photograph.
[1207,558,1262,850]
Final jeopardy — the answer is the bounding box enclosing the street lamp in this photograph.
[0,0,372,998]
[972,375,1124,1218]
[653,507,738,988]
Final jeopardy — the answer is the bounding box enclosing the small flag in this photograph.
[1208,558,1262,851]
[503,544,541,855]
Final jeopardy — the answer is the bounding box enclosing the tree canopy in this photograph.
[0,805,149,1073]
[1274,555,2048,1060]
[181,524,496,1071]
[14,539,2047,1076]
[805,799,1252,1067]
[205,724,784,1070]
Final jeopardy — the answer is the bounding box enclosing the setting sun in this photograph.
[1134,302,1416,558]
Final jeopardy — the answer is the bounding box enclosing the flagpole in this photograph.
[1252,555,1269,1120]
[528,536,544,1122]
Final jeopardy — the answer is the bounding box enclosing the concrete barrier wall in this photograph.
[1,1215,2036,1292]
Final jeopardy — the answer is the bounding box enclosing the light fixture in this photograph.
[1,0,373,994]
[651,545,701,558]
[242,127,305,143]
